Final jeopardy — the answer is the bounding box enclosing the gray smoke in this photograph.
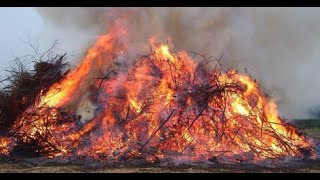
[35,7,320,119]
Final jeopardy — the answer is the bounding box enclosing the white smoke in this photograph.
[76,97,97,124]
[35,7,320,119]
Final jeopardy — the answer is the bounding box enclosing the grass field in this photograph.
[292,119,320,139]
[305,128,320,139]
[291,119,320,129]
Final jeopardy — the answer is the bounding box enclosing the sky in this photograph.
[0,8,42,73]
[0,7,94,78]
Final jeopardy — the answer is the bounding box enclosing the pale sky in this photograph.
[0,7,94,78]
[0,8,42,72]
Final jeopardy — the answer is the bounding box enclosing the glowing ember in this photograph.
[0,26,314,163]
[0,137,15,155]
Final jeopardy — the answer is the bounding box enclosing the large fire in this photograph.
[0,25,314,163]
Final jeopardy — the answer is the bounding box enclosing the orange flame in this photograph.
[0,137,15,155]
[0,27,314,163]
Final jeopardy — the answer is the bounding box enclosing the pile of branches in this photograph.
[6,50,247,160]
[0,43,70,134]
[0,45,312,162]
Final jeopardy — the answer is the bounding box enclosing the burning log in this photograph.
[0,29,315,164]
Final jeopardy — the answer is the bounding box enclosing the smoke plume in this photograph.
[35,7,320,119]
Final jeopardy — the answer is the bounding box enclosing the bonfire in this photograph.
[0,24,314,164]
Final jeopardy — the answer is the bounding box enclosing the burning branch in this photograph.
[0,35,314,164]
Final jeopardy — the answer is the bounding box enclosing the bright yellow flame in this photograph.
[128,97,142,113]
[232,100,249,116]
[156,45,175,63]
[238,76,255,96]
